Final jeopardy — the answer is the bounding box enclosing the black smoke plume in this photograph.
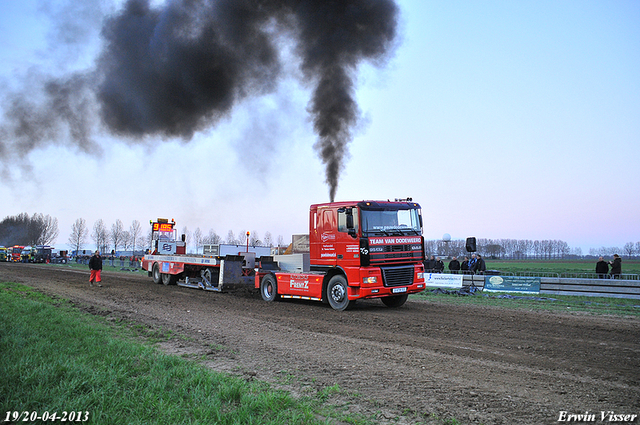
[0,0,399,201]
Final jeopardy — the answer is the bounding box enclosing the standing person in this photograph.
[609,254,622,279]
[89,251,103,287]
[425,255,436,272]
[434,257,445,273]
[475,254,486,275]
[468,254,478,274]
[595,256,609,279]
[461,256,470,274]
[449,257,461,274]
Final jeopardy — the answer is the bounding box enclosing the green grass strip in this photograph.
[0,282,326,425]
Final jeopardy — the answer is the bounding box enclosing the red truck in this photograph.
[10,245,25,262]
[142,199,427,310]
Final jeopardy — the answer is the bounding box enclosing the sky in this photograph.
[0,0,638,254]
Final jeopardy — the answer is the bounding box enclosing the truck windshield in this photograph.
[360,208,422,236]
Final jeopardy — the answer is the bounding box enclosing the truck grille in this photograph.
[381,265,414,287]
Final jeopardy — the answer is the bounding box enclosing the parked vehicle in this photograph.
[10,245,25,262]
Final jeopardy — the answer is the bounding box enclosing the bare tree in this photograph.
[226,230,237,244]
[68,218,88,255]
[623,242,635,257]
[249,230,261,246]
[121,231,132,253]
[110,219,125,255]
[207,229,222,245]
[130,220,142,255]
[238,230,248,246]
[31,213,59,245]
[263,231,273,247]
[193,227,203,252]
[92,219,108,254]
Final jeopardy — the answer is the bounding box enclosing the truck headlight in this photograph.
[417,272,424,279]
[363,276,378,284]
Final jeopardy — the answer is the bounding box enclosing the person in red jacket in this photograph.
[89,251,103,287]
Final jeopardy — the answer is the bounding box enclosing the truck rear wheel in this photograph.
[260,274,279,302]
[162,273,177,285]
[381,293,408,308]
[152,263,162,284]
[326,275,354,311]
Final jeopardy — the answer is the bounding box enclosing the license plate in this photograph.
[392,287,407,294]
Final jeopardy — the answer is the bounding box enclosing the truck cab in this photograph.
[11,246,25,262]
[258,199,426,310]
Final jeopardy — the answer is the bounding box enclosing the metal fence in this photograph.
[457,273,640,299]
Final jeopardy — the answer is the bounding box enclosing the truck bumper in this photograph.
[347,265,426,300]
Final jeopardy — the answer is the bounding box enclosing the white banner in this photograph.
[424,273,464,289]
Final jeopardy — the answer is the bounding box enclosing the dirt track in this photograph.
[2,262,639,424]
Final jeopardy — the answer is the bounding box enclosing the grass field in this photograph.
[0,282,366,425]
[470,259,640,276]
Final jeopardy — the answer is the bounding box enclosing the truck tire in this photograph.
[326,275,354,311]
[381,293,408,308]
[162,273,177,285]
[152,263,162,284]
[260,274,279,302]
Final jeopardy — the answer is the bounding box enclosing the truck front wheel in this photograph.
[260,274,279,302]
[326,275,354,311]
[152,263,162,284]
[381,294,408,308]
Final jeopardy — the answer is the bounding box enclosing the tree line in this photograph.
[0,213,59,247]
[425,238,640,259]
[66,217,287,256]
[3,212,637,259]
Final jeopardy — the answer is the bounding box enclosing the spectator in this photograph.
[468,254,478,274]
[434,257,445,273]
[88,251,103,287]
[595,257,609,279]
[461,256,470,274]
[609,254,622,279]
[475,254,486,275]
[449,257,461,274]
[425,255,436,272]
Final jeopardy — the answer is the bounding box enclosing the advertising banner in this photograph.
[484,276,541,294]
[424,273,464,289]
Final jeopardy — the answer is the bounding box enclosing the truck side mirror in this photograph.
[465,237,477,253]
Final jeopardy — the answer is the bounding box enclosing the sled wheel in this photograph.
[162,273,177,285]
